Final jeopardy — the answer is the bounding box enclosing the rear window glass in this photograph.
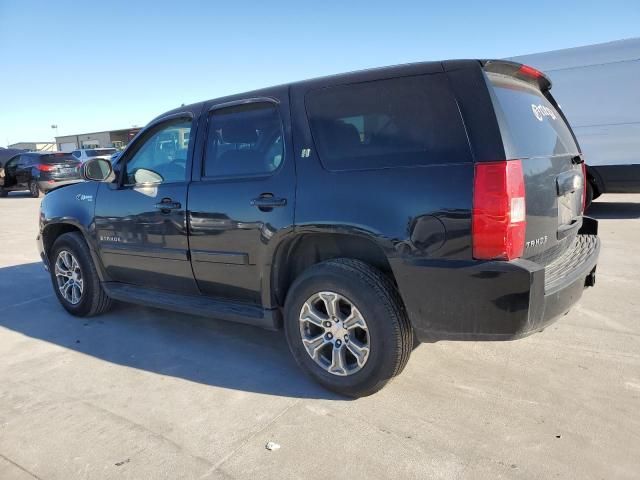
[41,153,76,163]
[305,74,472,171]
[204,102,284,178]
[486,73,579,159]
[86,148,116,156]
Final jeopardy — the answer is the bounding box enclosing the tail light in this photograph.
[518,64,543,79]
[37,164,56,172]
[581,162,587,213]
[472,160,526,260]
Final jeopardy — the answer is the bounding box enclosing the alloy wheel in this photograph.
[55,250,83,305]
[298,291,371,376]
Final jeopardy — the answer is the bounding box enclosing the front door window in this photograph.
[125,119,191,185]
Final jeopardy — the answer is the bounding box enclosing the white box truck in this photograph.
[510,38,640,204]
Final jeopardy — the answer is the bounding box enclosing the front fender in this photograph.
[39,181,109,280]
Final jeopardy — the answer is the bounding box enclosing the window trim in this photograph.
[118,112,195,188]
[200,97,286,181]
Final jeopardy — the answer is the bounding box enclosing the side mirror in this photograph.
[82,158,115,182]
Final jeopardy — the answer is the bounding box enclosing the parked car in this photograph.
[37,59,600,397]
[71,148,117,163]
[1,152,81,197]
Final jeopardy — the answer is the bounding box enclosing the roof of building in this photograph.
[55,127,141,141]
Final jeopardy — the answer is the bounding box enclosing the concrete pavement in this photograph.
[0,192,639,479]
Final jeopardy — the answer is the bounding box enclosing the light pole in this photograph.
[51,125,59,151]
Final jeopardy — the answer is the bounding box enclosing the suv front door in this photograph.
[188,90,295,306]
[3,156,21,188]
[94,113,200,294]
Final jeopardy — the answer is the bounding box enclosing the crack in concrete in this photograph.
[0,452,44,480]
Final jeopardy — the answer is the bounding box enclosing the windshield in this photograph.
[486,72,579,159]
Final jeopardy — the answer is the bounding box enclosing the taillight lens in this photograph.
[518,64,543,79]
[472,160,526,260]
[37,164,56,172]
[581,162,587,213]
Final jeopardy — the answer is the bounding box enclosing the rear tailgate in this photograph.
[483,61,584,266]
[41,153,81,179]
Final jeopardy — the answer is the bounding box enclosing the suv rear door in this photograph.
[187,88,295,306]
[446,60,584,266]
[37,153,81,181]
[482,61,584,265]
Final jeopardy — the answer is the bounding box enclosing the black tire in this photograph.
[284,258,413,397]
[585,180,594,210]
[29,180,41,198]
[50,232,113,317]
[0,188,7,198]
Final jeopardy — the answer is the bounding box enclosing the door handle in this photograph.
[250,195,287,211]
[154,198,182,211]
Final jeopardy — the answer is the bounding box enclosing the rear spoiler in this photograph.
[481,60,552,92]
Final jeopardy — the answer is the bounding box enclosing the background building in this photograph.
[55,127,141,152]
[8,142,56,152]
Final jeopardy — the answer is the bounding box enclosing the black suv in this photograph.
[1,152,81,197]
[37,60,600,397]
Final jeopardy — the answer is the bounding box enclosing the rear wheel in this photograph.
[0,188,7,198]
[29,180,41,198]
[284,258,413,397]
[585,180,595,210]
[50,232,113,317]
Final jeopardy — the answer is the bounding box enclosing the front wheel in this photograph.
[284,258,413,397]
[50,232,113,317]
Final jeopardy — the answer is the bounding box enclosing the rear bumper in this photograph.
[395,218,600,342]
[37,178,82,192]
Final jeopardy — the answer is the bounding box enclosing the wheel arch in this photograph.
[42,221,109,281]
[271,231,396,308]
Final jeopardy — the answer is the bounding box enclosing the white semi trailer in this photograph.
[510,38,640,203]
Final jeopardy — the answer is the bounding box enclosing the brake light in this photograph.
[519,64,543,79]
[581,162,587,213]
[37,164,56,172]
[472,160,526,260]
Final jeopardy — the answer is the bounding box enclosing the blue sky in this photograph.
[1,0,639,146]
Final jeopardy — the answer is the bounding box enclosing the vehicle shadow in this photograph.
[0,262,342,400]
[2,191,33,198]
[587,201,640,219]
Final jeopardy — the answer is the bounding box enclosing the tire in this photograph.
[284,258,413,397]
[585,180,594,210]
[29,180,41,198]
[0,188,7,198]
[50,232,113,317]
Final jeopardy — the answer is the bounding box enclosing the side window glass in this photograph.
[305,74,472,170]
[204,102,283,178]
[7,156,20,168]
[125,119,191,185]
[72,151,81,159]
